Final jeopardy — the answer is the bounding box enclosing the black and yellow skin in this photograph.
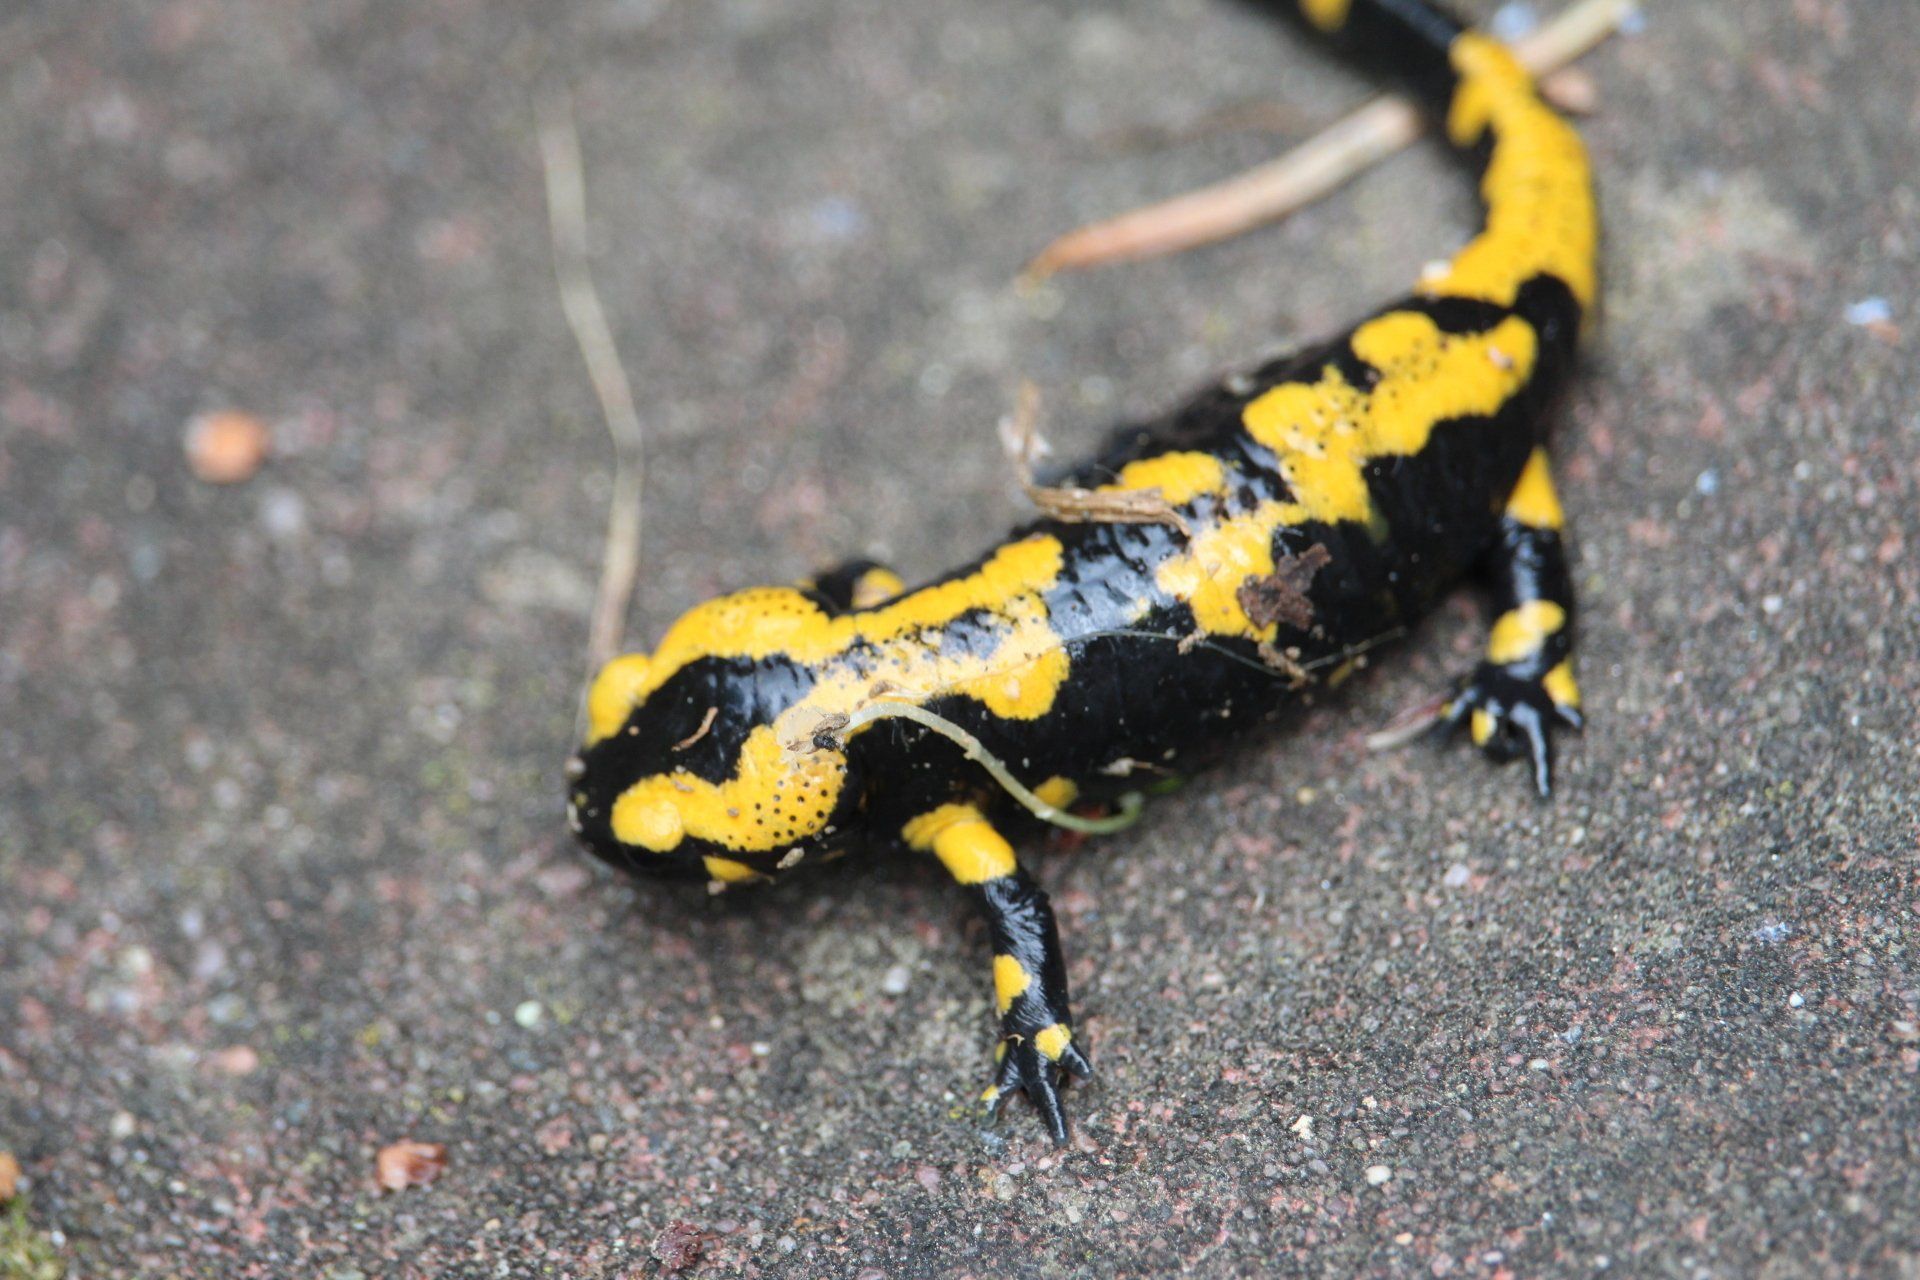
[566,0,1596,1143]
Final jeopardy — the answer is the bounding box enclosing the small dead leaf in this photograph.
[651,1220,718,1272]
[184,410,271,484]
[1237,543,1332,631]
[0,1151,20,1203]
[375,1139,447,1191]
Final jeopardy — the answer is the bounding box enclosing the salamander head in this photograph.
[564,589,866,887]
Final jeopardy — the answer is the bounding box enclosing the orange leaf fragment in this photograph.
[375,1139,448,1191]
[184,409,270,484]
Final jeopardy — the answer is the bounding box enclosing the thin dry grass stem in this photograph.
[1007,380,1192,536]
[1365,691,1454,752]
[1024,0,1639,278]
[539,88,649,739]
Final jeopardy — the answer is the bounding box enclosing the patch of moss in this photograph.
[0,1198,64,1280]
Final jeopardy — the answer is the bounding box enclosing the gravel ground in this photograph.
[3,0,1917,1276]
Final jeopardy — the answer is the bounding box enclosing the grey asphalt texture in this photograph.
[4,0,1917,1276]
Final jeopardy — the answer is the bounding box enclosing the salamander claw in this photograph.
[1440,662,1583,798]
[982,1031,1091,1145]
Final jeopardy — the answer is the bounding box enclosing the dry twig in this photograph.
[1025,0,1640,277]
[539,89,648,734]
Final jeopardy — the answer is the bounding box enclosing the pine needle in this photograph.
[538,88,649,738]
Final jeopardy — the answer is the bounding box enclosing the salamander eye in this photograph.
[585,652,654,743]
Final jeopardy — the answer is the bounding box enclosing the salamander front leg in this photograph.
[1442,448,1584,797]
[798,558,905,613]
[903,804,1092,1144]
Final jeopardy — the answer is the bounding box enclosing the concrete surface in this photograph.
[3,0,1917,1275]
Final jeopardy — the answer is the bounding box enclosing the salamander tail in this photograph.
[1290,0,1598,324]
[1288,0,1468,118]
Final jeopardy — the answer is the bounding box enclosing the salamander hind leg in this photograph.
[1441,448,1584,798]
[903,803,1092,1144]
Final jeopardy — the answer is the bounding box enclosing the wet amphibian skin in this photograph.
[567,0,1595,1143]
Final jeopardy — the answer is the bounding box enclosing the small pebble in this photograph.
[1844,297,1892,327]
[880,965,911,996]
[514,1000,544,1028]
[258,488,307,539]
[184,410,270,484]
[1365,1164,1393,1186]
[211,1045,259,1076]
[1788,992,1805,1009]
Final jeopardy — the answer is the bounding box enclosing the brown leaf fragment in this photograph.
[1237,544,1332,631]
[651,1220,719,1272]
[0,1151,19,1203]
[375,1140,448,1191]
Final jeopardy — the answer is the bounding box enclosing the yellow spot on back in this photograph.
[1429,35,1598,310]
[1157,501,1293,638]
[1487,600,1567,665]
[1033,1023,1073,1061]
[1505,448,1565,530]
[1299,0,1352,32]
[903,804,1018,885]
[851,566,906,608]
[1158,311,1539,641]
[1033,777,1078,810]
[625,536,1073,722]
[1101,452,1228,506]
[993,955,1033,1015]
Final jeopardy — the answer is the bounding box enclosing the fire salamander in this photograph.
[566,0,1596,1143]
